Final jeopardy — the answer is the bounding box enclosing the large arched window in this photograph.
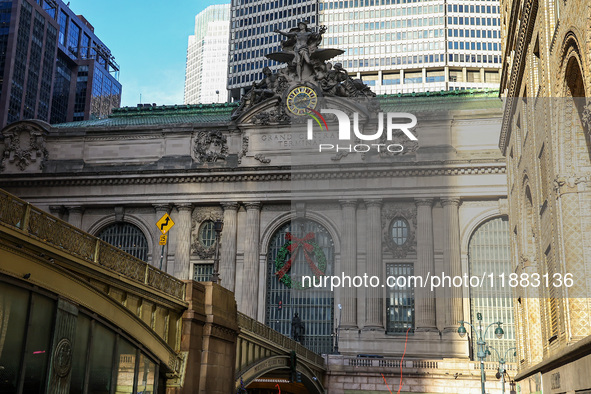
[265,219,334,355]
[468,216,515,360]
[98,222,149,262]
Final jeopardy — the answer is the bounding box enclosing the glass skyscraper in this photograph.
[228,0,502,98]
[0,0,121,128]
[184,4,230,104]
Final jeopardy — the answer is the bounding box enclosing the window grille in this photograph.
[469,216,516,360]
[199,220,216,248]
[391,218,409,246]
[265,220,334,355]
[98,223,149,262]
[386,263,415,333]
[194,264,214,282]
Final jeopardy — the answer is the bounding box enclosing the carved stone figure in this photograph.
[230,19,377,122]
[274,21,325,81]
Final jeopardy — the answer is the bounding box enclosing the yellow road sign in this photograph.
[159,234,168,245]
[156,213,175,234]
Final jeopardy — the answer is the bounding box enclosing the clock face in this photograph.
[286,86,318,116]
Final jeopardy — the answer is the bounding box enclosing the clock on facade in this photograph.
[285,85,319,116]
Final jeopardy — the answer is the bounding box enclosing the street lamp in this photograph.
[334,303,342,354]
[457,313,504,394]
[487,346,516,394]
[210,220,224,283]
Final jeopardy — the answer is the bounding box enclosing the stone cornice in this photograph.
[0,162,506,188]
[499,0,539,155]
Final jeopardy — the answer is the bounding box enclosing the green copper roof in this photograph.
[52,102,239,128]
[379,89,502,112]
[51,89,501,129]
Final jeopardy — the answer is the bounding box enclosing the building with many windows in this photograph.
[0,0,121,128]
[227,0,318,101]
[499,0,591,392]
[227,0,502,100]
[319,0,503,94]
[184,4,230,104]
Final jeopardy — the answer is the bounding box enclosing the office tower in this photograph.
[0,0,121,128]
[227,0,318,101]
[184,4,230,104]
[319,0,502,94]
[227,0,501,98]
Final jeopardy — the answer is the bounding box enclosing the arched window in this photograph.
[265,220,334,355]
[98,222,149,262]
[468,216,515,360]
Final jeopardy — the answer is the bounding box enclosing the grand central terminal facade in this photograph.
[0,27,517,392]
[0,88,517,393]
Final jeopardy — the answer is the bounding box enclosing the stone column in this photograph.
[242,202,261,319]
[414,198,438,332]
[220,202,239,292]
[153,204,170,271]
[364,199,383,328]
[173,203,193,280]
[442,197,463,332]
[66,206,83,229]
[340,200,358,327]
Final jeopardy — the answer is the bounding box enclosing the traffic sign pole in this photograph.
[156,214,174,271]
[159,244,165,271]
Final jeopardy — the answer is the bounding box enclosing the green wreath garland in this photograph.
[274,240,327,289]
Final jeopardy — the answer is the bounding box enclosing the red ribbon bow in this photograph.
[275,232,325,279]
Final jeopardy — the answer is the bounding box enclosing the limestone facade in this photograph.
[0,91,514,392]
[500,0,591,391]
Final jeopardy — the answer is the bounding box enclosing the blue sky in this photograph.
[68,0,228,107]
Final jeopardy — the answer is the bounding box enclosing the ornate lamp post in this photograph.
[210,220,224,283]
[486,346,516,394]
[457,313,504,394]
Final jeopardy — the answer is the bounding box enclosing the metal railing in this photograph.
[341,355,517,372]
[237,312,325,367]
[0,189,185,301]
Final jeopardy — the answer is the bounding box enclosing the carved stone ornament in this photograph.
[53,338,73,377]
[1,124,48,172]
[237,135,249,164]
[553,173,591,194]
[378,128,419,158]
[253,106,291,126]
[230,21,377,122]
[254,154,271,164]
[191,206,223,258]
[582,103,591,131]
[381,204,417,258]
[193,130,228,163]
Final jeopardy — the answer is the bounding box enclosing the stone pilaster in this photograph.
[340,200,358,328]
[153,204,170,271]
[220,202,239,292]
[66,206,83,229]
[242,202,261,319]
[173,203,193,280]
[414,198,438,332]
[364,199,383,328]
[442,197,463,332]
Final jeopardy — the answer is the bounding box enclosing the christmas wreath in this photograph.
[274,232,327,289]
